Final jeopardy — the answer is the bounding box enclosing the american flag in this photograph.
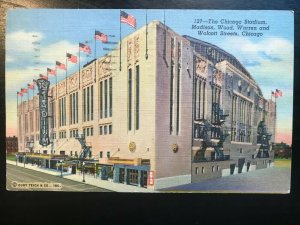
[272,89,283,98]
[95,30,108,43]
[79,42,91,54]
[17,91,23,97]
[66,53,77,63]
[56,61,66,70]
[120,11,136,29]
[27,83,35,90]
[47,68,56,75]
[276,89,283,97]
[21,88,28,93]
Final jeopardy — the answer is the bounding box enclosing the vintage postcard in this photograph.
[5,9,293,193]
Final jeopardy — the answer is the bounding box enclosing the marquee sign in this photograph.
[36,78,51,146]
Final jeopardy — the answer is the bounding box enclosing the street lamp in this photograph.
[82,162,85,182]
[60,160,63,178]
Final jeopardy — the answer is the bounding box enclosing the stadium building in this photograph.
[16,20,276,190]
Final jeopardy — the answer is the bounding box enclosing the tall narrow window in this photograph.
[59,99,61,126]
[70,94,73,124]
[36,109,39,131]
[136,65,139,130]
[109,78,112,117]
[25,114,28,132]
[63,97,66,126]
[76,92,78,123]
[59,97,66,126]
[73,93,75,124]
[91,85,94,120]
[170,65,174,134]
[198,79,202,119]
[87,86,90,121]
[83,89,86,122]
[30,112,33,131]
[53,101,56,128]
[176,66,180,135]
[71,92,77,124]
[195,78,199,119]
[100,81,103,119]
[50,102,53,128]
[128,68,132,131]
[105,80,108,118]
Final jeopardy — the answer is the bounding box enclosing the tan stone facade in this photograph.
[17,20,276,190]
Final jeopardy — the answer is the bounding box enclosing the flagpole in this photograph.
[21,94,23,147]
[119,10,122,71]
[66,54,68,95]
[55,69,58,99]
[270,90,272,102]
[145,9,148,59]
[17,92,19,124]
[27,90,29,112]
[94,30,97,83]
[79,44,81,89]
[94,30,97,60]
[21,95,23,115]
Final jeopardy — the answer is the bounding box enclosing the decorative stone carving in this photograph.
[196,57,208,78]
[69,73,78,91]
[258,97,264,109]
[82,67,93,85]
[127,38,133,62]
[58,80,66,97]
[172,143,179,153]
[178,41,181,59]
[134,34,140,61]
[98,55,112,78]
[171,37,175,60]
[213,69,224,86]
[129,141,136,152]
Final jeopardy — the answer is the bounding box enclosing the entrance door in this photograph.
[141,171,148,188]
[128,169,139,186]
[119,168,125,183]
[238,158,245,173]
[230,164,235,175]
[247,162,251,172]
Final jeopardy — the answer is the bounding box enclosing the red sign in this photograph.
[147,171,154,186]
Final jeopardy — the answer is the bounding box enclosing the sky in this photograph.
[6,9,294,145]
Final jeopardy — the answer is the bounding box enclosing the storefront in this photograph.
[113,164,149,188]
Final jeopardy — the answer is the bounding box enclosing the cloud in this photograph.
[219,37,294,95]
[5,29,96,136]
[6,55,15,62]
[38,40,79,64]
[222,37,293,62]
[6,29,80,69]
[6,30,43,53]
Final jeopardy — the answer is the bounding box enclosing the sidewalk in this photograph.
[6,160,156,193]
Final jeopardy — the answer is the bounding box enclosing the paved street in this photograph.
[161,167,291,193]
[6,164,112,192]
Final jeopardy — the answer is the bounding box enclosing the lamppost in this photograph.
[82,162,85,182]
[60,160,63,178]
